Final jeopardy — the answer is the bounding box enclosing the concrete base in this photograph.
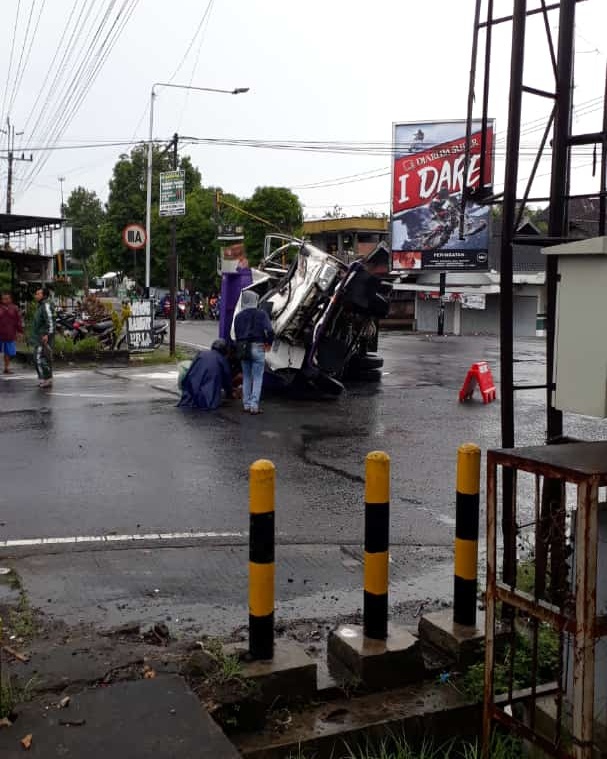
[418,610,490,666]
[327,623,425,690]
[224,639,317,705]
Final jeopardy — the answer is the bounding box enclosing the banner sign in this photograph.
[159,170,186,217]
[126,299,154,351]
[391,120,493,271]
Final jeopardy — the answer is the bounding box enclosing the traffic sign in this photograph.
[122,223,147,249]
[159,170,186,217]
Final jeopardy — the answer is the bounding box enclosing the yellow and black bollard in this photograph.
[249,459,275,660]
[454,443,481,627]
[363,451,390,640]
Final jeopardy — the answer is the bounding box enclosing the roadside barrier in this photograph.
[363,451,390,640]
[454,443,481,626]
[249,459,275,659]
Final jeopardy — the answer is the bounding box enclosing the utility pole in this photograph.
[169,132,178,358]
[1,117,32,213]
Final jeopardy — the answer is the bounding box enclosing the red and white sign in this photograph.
[122,223,146,250]
[459,361,496,404]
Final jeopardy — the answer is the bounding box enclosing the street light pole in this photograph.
[144,88,156,293]
[144,82,249,293]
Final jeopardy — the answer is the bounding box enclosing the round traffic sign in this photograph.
[122,223,146,250]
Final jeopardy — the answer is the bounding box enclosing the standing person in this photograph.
[0,292,23,374]
[177,339,233,410]
[234,290,274,415]
[31,287,55,388]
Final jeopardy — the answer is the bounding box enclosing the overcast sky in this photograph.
[1,0,606,221]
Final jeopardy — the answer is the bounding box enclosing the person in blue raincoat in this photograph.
[177,339,233,410]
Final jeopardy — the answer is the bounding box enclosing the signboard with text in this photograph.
[122,223,146,249]
[126,299,154,351]
[391,119,493,271]
[159,170,186,217]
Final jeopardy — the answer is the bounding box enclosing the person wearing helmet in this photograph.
[177,338,233,410]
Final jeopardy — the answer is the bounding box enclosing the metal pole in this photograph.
[454,443,481,627]
[249,459,275,660]
[6,118,13,214]
[363,451,390,640]
[169,133,178,358]
[546,0,575,443]
[600,63,607,237]
[500,0,527,592]
[145,87,155,293]
[437,271,446,336]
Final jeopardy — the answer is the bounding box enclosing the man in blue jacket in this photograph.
[234,290,274,415]
[177,339,233,410]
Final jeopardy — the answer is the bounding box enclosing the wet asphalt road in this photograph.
[2,323,606,633]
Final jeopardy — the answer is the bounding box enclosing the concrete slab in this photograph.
[225,639,317,704]
[0,675,240,759]
[418,610,495,666]
[328,623,425,690]
[235,678,480,759]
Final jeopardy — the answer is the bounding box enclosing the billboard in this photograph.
[391,120,493,271]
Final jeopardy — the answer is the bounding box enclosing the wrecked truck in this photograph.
[230,235,392,396]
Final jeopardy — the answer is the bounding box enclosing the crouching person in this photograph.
[178,339,233,410]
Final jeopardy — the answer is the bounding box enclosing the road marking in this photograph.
[48,392,129,399]
[0,530,244,549]
[177,339,210,350]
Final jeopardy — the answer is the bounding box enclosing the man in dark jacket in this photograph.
[234,290,274,415]
[31,287,55,388]
[0,292,23,374]
[178,339,233,410]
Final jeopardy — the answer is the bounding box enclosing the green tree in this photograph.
[99,143,203,285]
[63,187,105,291]
[243,187,303,264]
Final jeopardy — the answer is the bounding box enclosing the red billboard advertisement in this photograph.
[391,120,494,271]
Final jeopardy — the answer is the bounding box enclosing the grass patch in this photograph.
[287,731,523,758]
[0,675,36,720]
[202,638,246,686]
[462,624,560,702]
[1,572,37,641]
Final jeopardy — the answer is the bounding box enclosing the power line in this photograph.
[6,0,44,118]
[20,0,81,137]
[176,0,216,130]
[0,0,22,129]
[166,0,215,84]
[17,0,141,198]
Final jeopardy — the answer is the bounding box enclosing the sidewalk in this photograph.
[0,675,240,758]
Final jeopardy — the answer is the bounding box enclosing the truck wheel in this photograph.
[348,352,384,372]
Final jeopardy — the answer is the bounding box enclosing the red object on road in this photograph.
[459,361,496,404]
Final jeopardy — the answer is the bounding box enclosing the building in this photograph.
[302,216,388,259]
[393,218,547,336]
[0,213,62,298]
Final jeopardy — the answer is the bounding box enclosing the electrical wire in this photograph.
[19,0,81,137]
[166,0,216,84]
[0,0,21,130]
[17,0,141,198]
[176,0,215,130]
[6,0,45,119]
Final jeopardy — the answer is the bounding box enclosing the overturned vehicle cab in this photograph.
[231,235,391,395]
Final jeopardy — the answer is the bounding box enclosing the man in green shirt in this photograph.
[31,287,55,388]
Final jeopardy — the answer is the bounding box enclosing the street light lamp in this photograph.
[144,82,249,291]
